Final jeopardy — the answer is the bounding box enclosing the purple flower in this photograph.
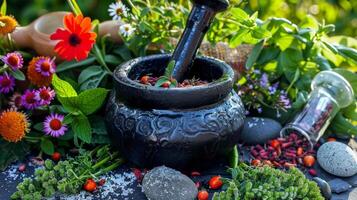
[35,87,55,106]
[253,69,261,74]
[43,113,67,137]
[257,107,263,113]
[268,82,279,94]
[21,89,39,110]
[35,57,56,77]
[278,91,292,109]
[259,73,269,88]
[1,52,24,70]
[0,73,15,94]
[9,92,23,109]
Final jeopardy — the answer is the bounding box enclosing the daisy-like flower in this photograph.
[119,24,135,37]
[0,15,17,35]
[27,57,53,87]
[108,1,129,20]
[9,93,23,109]
[50,13,97,61]
[34,57,56,77]
[43,113,67,137]
[35,87,55,106]
[21,89,39,110]
[0,73,15,94]
[0,108,30,142]
[1,52,24,70]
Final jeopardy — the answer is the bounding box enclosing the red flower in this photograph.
[50,13,96,61]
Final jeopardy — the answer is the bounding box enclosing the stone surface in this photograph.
[346,175,357,187]
[313,177,332,199]
[239,117,282,144]
[348,188,357,200]
[142,166,198,200]
[328,178,352,194]
[317,142,357,177]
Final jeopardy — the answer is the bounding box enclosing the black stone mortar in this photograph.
[105,54,245,169]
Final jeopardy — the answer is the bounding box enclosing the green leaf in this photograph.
[104,55,122,66]
[0,139,29,170]
[9,69,25,81]
[155,77,169,87]
[315,55,332,70]
[76,88,109,115]
[228,145,238,168]
[63,114,74,125]
[330,113,357,136]
[230,8,249,21]
[56,57,96,73]
[79,71,107,91]
[33,123,44,132]
[164,60,175,78]
[52,74,78,97]
[57,96,79,113]
[322,41,338,54]
[245,39,264,69]
[67,0,82,16]
[90,116,107,135]
[78,66,104,85]
[58,129,74,141]
[93,44,108,69]
[0,0,6,16]
[40,139,54,155]
[342,102,357,120]
[336,45,357,61]
[229,28,250,48]
[72,114,91,143]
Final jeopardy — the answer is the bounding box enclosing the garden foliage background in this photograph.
[8,0,357,37]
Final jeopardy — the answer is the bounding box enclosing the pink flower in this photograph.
[9,92,23,109]
[0,73,15,93]
[34,57,56,77]
[21,89,39,110]
[43,113,67,137]
[1,52,24,70]
[35,87,55,106]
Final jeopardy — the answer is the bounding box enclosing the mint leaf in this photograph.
[76,88,109,115]
[0,0,6,16]
[57,96,79,113]
[9,69,25,81]
[245,39,264,69]
[52,74,78,97]
[72,114,91,143]
[40,139,54,155]
[164,60,175,78]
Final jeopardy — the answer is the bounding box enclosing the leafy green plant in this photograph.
[213,163,324,200]
[51,74,109,144]
[209,7,357,135]
[11,145,123,200]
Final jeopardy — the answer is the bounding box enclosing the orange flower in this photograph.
[27,57,53,87]
[0,109,30,142]
[50,13,97,61]
[0,15,17,35]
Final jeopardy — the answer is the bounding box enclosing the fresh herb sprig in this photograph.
[11,145,123,200]
[213,163,324,200]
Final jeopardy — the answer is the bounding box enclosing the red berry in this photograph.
[208,176,223,189]
[251,159,261,166]
[161,81,171,88]
[191,171,201,176]
[83,179,97,192]
[140,75,150,84]
[270,139,280,149]
[18,164,26,172]
[296,147,303,156]
[303,155,315,167]
[98,179,106,186]
[132,168,143,183]
[197,190,209,200]
[308,169,317,176]
[327,137,336,142]
[52,152,61,161]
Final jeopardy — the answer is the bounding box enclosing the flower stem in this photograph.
[0,65,8,73]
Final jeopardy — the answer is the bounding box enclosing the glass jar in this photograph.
[281,71,354,147]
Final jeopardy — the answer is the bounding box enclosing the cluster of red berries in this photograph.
[139,75,208,88]
[249,132,317,175]
[190,171,223,200]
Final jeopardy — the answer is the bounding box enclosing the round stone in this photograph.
[317,142,357,177]
[239,117,282,144]
[142,166,198,200]
[312,177,332,199]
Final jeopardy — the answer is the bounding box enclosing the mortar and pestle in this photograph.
[105,0,246,169]
[6,12,122,57]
